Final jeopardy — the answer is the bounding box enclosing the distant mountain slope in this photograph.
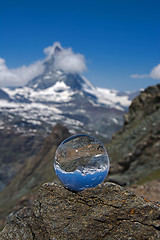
[0,89,10,100]
[0,43,137,141]
[0,124,70,227]
[108,84,160,185]
[0,126,43,192]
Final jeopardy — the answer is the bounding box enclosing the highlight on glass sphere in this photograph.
[53,134,110,192]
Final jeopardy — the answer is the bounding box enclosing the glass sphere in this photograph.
[54,134,110,192]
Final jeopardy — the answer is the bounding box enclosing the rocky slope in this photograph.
[0,124,70,228]
[1,182,160,239]
[0,125,44,192]
[108,84,160,185]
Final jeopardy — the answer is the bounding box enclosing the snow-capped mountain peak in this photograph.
[0,47,139,139]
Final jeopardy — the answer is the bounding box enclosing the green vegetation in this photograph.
[137,168,160,185]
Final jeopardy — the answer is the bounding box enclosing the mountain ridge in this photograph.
[0,46,138,140]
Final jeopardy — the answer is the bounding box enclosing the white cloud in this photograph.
[130,63,160,80]
[0,58,45,87]
[44,42,87,73]
[11,60,45,85]
[0,42,87,87]
[0,58,17,86]
[130,73,149,79]
[44,41,62,56]
[54,48,86,73]
[150,64,160,80]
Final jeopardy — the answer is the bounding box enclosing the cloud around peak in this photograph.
[0,42,87,87]
[44,42,87,74]
[44,42,62,56]
[54,47,86,74]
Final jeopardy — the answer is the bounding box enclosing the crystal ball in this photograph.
[54,134,110,192]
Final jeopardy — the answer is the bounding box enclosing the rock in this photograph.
[128,180,160,203]
[124,84,160,125]
[108,84,160,186]
[0,182,160,239]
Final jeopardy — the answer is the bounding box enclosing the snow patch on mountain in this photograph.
[3,82,132,111]
[97,88,131,109]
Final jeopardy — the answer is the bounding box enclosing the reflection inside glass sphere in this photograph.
[54,134,110,191]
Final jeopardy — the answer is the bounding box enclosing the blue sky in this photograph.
[0,0,160,91]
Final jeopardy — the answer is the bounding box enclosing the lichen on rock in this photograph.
[0,182,160,239]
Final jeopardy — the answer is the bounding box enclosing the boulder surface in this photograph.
[0,182,160,239]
